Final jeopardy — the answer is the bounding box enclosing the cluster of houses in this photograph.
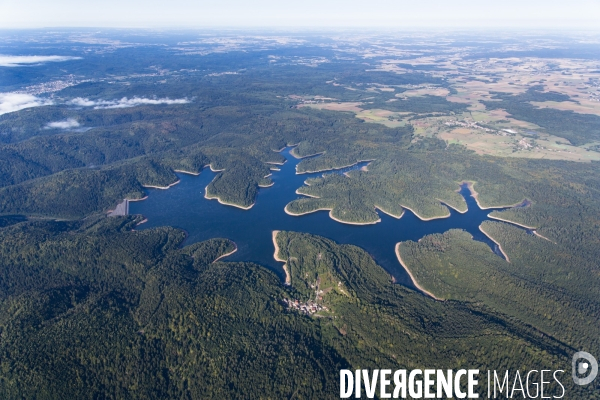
[516,138,534,150]
[443,119,525,138]
[16,75,87,96]
[294,95,337,105]
[444,119,499,134]
[586,79,599,102]
[282,298,328,315]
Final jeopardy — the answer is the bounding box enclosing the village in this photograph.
[282,297,328,315]
[589,79,600,102]
[282,272,336,315]
[444,119,501,134]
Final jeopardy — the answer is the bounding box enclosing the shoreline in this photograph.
[213,243,238,262]
[143,179,181,190]
[438,199,468,214]
[374,205,404,219]
[290,189,451,223]
[204,188,255,210]
[135,218,148,226]
[295,159,374,175]
[294,181,404,221]
[295,188,320,198]
[272,231,291,285]
[461,181,527,210]
[265,160,286,166]
[127,196,148,202]
[289,148,324,160]
[202,164,275,209]
[258,173,274,188]
[205,164,225,173]
[401,204,451,221]
[487,215,536,230]
[394,244,442,301]
[479,225,511,262]
[487,215,554,243]
[284,204,381,225]
[174,169,200,176]
[294,185,448,222]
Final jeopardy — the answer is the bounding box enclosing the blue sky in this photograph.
[1,0,599,29]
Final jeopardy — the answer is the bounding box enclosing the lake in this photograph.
[130,148,521,291]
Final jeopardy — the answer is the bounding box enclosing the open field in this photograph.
[439,129,600,161]
[297,102,363,113]
[397,87,450,98]
[293,54,600,162]
[299,98,600,161]
[300,102,412,128]
[355,109,411,127]
[530,100,600,116]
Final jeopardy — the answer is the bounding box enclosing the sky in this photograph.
[0,0,599,30]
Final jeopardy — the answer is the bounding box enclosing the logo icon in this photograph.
[572,351,598,386]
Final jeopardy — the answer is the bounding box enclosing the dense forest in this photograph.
[398,225,600,351]
[1,32,599,398]
[0,218,346,398]
[0,221,591,398]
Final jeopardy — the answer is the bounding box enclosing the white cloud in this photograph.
[68,98,97,107]
[0,55,81,67]
[67,96,190,109]
[0,94,189,117]
[45,118,80,129]
[0,93,53,115]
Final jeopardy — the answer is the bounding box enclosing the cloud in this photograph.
[68,98,97,107]
[45,118,80,129]
[0,93,53,115]
[68,96,190,109]
[0,94,190,116]
[0,55,82,67]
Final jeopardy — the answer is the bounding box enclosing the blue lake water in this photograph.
[131,148,522,291]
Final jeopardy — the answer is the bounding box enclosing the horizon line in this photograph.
[1,26,600,32]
